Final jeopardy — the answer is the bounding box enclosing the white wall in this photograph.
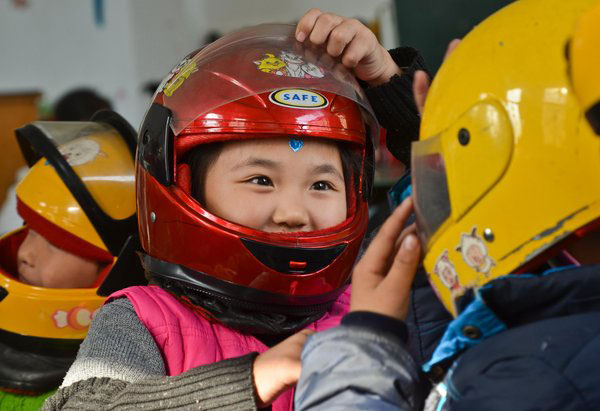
[0,0,397,129]
[0,0,138,120]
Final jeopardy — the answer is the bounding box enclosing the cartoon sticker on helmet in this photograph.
[456,227,496,275]
[254,53,288,75]
[159,57,198,97]
[433,250,463,292]
[289,138,304,152]
[52,307,98,330]
[254,51,324,78]
[58,138,100,166]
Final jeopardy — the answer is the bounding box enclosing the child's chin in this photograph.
[17,271,33,286]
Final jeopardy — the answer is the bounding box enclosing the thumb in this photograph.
[444,38,461,61]
[413,70,430,116]
[381,233,421,319]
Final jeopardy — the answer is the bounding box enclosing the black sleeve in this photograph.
[364,47,431,165]
[404,269,452,366]
[342,310,409,343]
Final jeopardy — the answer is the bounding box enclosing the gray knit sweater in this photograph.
[42,298,258,410]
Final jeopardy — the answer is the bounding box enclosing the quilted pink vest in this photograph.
[108,284,351,411]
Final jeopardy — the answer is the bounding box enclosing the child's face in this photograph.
[17,229,100,288]
[204,138,347,232]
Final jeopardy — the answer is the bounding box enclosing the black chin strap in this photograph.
[154,277,328,345]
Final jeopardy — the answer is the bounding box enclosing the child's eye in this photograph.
[249,176,273,186]
[312,181,333,191]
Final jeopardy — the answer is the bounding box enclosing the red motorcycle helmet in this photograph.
[137,24,379,321]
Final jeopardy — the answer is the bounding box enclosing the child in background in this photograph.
[45,11,427,410]
[0,112,137,410]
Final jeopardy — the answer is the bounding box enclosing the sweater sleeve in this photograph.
[59,298,166,386]
[42,353,258,410]
[364,47,431,166]
[43,298,259,410]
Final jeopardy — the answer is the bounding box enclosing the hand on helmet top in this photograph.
[295,9,401,86]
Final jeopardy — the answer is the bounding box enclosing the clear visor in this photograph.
[24,122,136,220]
[156,23,378,140]
[411,136,451,250]
[22,122,111,164]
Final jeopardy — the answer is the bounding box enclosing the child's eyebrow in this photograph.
[232,158,343,180]
[311,164,344,181]
[232,157,280,170]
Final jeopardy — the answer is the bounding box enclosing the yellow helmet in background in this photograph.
[0,111,139,342]
[413,0,600,316]
[568,1,600,134]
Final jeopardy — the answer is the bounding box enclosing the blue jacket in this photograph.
[295,265,600,410]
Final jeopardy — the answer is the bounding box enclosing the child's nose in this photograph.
[17,231,37,267]
[271,201,310,231]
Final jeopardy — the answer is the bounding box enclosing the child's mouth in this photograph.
[17,265,33,285]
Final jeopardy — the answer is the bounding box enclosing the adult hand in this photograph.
[350,197,421,321]
[296,8,401,86]
[252,329,314,407]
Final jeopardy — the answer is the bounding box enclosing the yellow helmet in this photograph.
[413,0,600,316]
[0,111,139,342]
[568,1,600,134]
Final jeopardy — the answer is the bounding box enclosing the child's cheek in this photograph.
[310,195,347,230]
[238,197,272,230]
[39,263,61,288]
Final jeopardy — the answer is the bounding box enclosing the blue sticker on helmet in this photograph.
[289,139,304,152]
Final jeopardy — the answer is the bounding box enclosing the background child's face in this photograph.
[17,229,100,288]
[204,138,347,232]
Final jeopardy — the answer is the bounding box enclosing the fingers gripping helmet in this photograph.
[413,0,600,316]
[137,24,378,318]
[0,111,137,344]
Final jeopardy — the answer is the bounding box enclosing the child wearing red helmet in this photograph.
[45,11,426,411]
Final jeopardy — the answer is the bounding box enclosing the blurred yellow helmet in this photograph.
[413,0,600,316]
[0,111,139,343]
[568,1,600,134]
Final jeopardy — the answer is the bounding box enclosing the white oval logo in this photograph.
[269,89,329,109]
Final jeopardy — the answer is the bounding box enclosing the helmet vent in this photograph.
[241,238,345,275]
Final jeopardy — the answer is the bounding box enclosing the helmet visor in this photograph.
[157,23,378,141]
[411,135,451,250]
[20,121,136,220]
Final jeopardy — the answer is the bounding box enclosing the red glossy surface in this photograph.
[174,91,366,158]
[137,167,368,296]
[138,48,373,301]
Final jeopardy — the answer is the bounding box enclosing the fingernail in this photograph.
[296,31,306,42]
[402,234,418,251]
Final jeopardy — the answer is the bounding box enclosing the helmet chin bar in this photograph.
[141,253,347,312]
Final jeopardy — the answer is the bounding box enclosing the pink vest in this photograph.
[108,284,350,411]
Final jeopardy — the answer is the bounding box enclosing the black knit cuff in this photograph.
[341,311,409,344]
[364,47,430,165]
